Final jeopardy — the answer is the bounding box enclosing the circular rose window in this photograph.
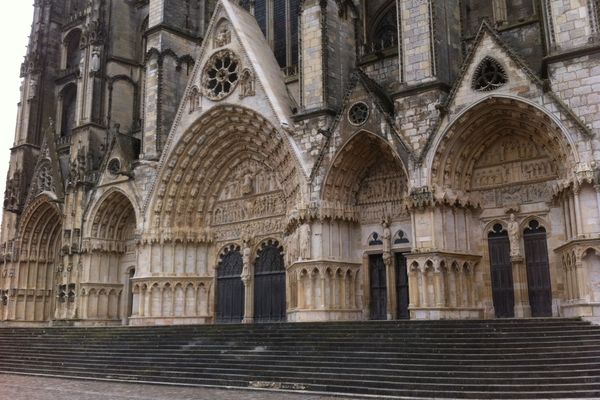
[107,158,121,176]
[203,50,240,100]
[348,102,369,126]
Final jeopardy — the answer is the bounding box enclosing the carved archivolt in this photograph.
[148,106,303,244]
[84,190,136,254]
[17,195,62,263]
[430,98,577,200]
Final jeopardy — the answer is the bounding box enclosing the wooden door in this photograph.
[395,253,409,319]
[254,240,286,323]
[216,247,245,323]
[369,254,387,320]
[488,224,515,318]
[523,221,552,317]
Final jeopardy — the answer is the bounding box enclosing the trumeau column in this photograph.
[508,215,530,317]
[511,255,531,318]
[382,221,394,320]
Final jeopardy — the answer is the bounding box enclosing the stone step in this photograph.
[0,318,598,399]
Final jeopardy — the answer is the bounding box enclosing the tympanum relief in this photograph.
[357,165,407,223]
[211,160,286,242]
[472,137,557,208]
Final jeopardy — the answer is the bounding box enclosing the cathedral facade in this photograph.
[2,0,600,326]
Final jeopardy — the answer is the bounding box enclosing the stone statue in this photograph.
[90,47,101,73]
[242,240,251,280]
[382,219,392,267]
[28,79,38,100]
[299,223,311,260]
[241,172,254,196]
[508,213,520,257]
[239,69,255,99]
[215,23,231,47]
[382,220,391,254]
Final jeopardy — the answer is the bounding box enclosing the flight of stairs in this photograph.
[0,318,599,399]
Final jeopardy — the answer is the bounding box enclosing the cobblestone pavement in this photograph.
[0,374,358,400]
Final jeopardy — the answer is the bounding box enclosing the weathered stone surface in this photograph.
[1,0,600,328]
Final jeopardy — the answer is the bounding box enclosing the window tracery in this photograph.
[472,57,507,92]
[202,50,241,101]
[348,102,369,126]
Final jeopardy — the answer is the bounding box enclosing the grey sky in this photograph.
[0,2,35,225]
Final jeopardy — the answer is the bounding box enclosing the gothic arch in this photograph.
[85,189,138,242]
[428,96,579,192]
[12,195,62,321]
[367,0,398,49]
[148,106,305,241]
[322,131,408,220]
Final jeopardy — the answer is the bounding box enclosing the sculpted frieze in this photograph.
[472,136,556,191]
[211,192,286,226]
[213,218,285,242]
[478,181,553,208]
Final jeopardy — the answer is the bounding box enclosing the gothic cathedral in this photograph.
[2,0,600,326]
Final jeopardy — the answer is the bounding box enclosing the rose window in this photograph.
[203,50,240,100]
[472,57,508,92]
[107,158,121,176]
[348,102,369,126]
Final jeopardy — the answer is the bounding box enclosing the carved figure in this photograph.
[90,47,101,73]
[239,69,255,99]
[242,241,251,278]
[215,23,231,47]
[28,79,38,100]
[299,224,311,260]
[508,214,521,257]
[241,172,254,196]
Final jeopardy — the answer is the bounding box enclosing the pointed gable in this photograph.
[165,0,295,148]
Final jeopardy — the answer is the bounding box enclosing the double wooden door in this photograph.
[369,253,409,320]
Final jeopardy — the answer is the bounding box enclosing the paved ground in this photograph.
[0,374,358,400]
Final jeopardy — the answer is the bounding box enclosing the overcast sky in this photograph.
[0,2,34,225]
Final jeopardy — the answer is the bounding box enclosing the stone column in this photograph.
[574,260,588,301]
[433,263,445,307]
[408,265,419,309]
[569,194,578,238]
[573,183,584,238]
[594,185,600,225]
[511,256,531,318]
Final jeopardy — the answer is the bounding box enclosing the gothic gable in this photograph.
[311,70,411,192]
[162,0,298,153]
